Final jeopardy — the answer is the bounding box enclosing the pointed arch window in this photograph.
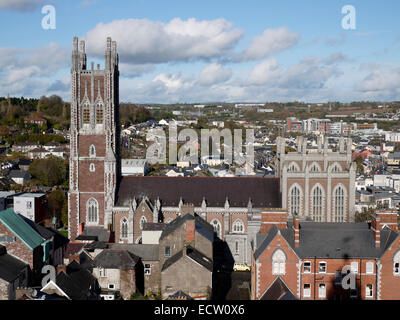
[211,219,221,238]
[87,198,98,224]
[121,217,128,239]
[288,162,300,172]
[312,185,324,222]
[309,162,321,172]
[290,185,301,215]
[139,216,147,230]
[232,219,244,233]
[272,249,286,275]
[96,103,103,124]
[82,102,90,124]
[331,163,342,172]
[334,185,346,222]
[90,145,96,157]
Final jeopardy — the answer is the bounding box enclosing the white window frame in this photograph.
[366,262,374,274]
[89,163,95,172]
[351,262,358,274]
[318,283,326,299]
[99,267,106,277]
[303,284,311,298]
[144,264,151,275]
[272,250,286,275]
[319,261,327,274]
[303,261,311,273]
[365,284,373,298]
[393,251,400,275]
[232,219,244,233]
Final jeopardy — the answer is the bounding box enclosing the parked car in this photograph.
[233,263,250,272]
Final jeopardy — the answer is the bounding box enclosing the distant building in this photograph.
[275,136,356,222]
[13,193,47,223]
[121,159,149,176]
[251,210,400,300]
[8,170,31,185]
[23,114,46,127]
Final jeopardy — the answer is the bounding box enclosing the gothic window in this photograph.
[96,104,103,124]
[309,162,321,172]
[334,185,346,222]
[232,219,244,233]
[86,198,98,224]
[312,185,324,222]
[89,163,95,172]
[139,216,147,230]
[121,218,128,239]
[211,219,221,238]
[289,185,301,215]
[90,145,96,157]
[82,102,90,124]
[272,249,286,275]
[288,162,300,172]
[331,163,342,172]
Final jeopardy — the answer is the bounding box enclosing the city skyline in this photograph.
[0,0,400,103]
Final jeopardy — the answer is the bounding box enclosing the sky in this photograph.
[0,0,399,103]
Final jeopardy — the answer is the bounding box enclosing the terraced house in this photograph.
[251,210,400,300]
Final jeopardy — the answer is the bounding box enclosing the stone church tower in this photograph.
[68,36,120,240]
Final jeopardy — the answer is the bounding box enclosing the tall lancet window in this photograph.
[312,185,324,222]
[96,103,103,124]
[334,186,345,222]
[121,218,128,239]
[87,198,99,224]
[290,185,301,215]
[82,102,90,124]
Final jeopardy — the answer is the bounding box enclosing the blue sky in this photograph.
[0,0,399,103]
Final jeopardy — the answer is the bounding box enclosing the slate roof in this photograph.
[81,228,111,242]
[108,243,159,261]
[161,245,213,272]
[167,290,193,300]
[260,277,297,300]
[0,245,28,282]
[143,222,165,231]
[159,213,214,241]
[65,242,85,257]
[54,271,96,300]
[9,170,31,179]
[116,176,281,208]
[254,222,399,260]
[93,249,140,269]
[0,208,44,250]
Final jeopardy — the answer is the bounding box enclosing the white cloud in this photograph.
[246,58,280,85]
[84,18,243,64]
[198,63,232,86]
[0,42,68,97]
[241,27,299,61]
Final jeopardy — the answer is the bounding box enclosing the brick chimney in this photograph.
[57,264,67,275]
[371,215,381,248]
[260,209,288,233]
[185,219,195,243]
[293,214,300,247]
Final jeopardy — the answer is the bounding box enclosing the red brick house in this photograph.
[251,210,400,300]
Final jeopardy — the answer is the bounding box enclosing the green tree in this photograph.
[47,190,66,225]
[29,156,67,186]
